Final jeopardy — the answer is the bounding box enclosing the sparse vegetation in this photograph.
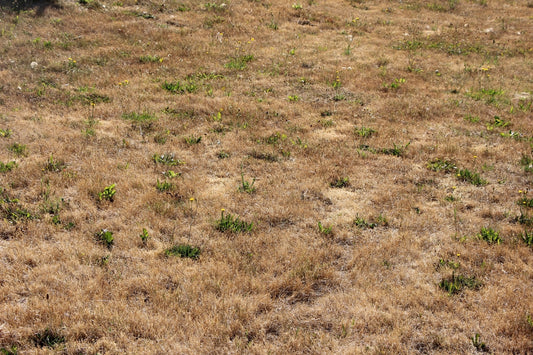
[1,0,532,353]
[164,244,201,259]
[216,209,253,233]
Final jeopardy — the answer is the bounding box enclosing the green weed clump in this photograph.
[456,169,487,186]
[0,161,17,173]
[355,126,376,138]
[427,158,457,173]
[521,155,533,173]
[32,328,65,348]
[439,272,482,295]
[216,209,253,233]
[522,230,533,247]
[382,142,410,157]
[0,128,11,137]
[98,184,116,202]
[330,177,350,188]
[9,143,27,157]
[317,221,332,235]
[95,229,114,249]
[165,244,201,259]
[477,227,502,244]
[162,80,197,94]
[225,55,254,70]
[44,154,66,172]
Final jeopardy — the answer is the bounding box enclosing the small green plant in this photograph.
[292,3,302,9]
[32,328,65,348]
[95,229,114,249]
[355,126,376,138]
[437,258,460,270]
[486,115,511,131]
[184,135,202,145]
[156,179,172,192]
[288,95,300,102]
[477,227,501,244]
[354,216,377,229]
[153,153,184,166]
[317,221,332,235]
[471,333,488,352]
[383,78,405,91]
[139,228,149,245]
[163,170,180,178]
[225,55,254,70]
[439,272,482,295]
[463,114,480,123]
[239,170,256,194]
[382,142,410,157]
[0,346,18,355]
[0,128,11,137]
[427,158,457,173]
[522,230,533,247]
[98,184,116,202]
[165,244,201,259]
[330,176,350,188]
[217,150,230,159]
[139,54,161,63]
[527,314,533,328]
[162,80,198,94]
[520,155,533,173]
[9,143,27,157]
[456,169,487,186]
[216,209,253,233]
[122,111,157,126]
[518,196,533,208]
[0,161,16,173]
[44,154,66,172]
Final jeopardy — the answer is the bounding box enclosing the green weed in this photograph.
[0,128,11,137]
[184,135,202,145]
[122,111,157,126]
[520,155,533,173]
[437,258,460,270]
[153,153,185,166]
[32,328,65,348]
[165,244,201,259]
[518,196,533,208]
[463,114,480,123]
[98,184,116,202]
[439,272,482,295]
[354,216,377,229]
[239,170,256,194]
[456,169,487,186]
[471,333,488,352]
[427,158,457,173]
[139,55,161,63]
[156,179,173,192]
[288,95,300,102]
[0,346,17,355]
[9,143,27,157]
[317,221,333,235]
[330,176,350,188]
[95,229,114,249]
[477,227,502,244]
[216,209,253,233]
[225,55,254,70]
[486,116,510,131]
[382,142,410,157]
[162,80,198,94]
[522,230,533,247]
[139,228,149,245]
[44,154,66,172]
[355,126,376,138]
[0,161,16,173]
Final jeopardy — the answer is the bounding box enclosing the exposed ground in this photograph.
[0,0,533,353]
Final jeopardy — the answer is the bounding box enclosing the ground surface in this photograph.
[0,0,533,353]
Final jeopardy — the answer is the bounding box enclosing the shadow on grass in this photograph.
[1,0,61,15]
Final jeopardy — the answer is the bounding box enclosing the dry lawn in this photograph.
[1,0,533,353]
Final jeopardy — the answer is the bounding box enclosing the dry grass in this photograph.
[0,0,533,353]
